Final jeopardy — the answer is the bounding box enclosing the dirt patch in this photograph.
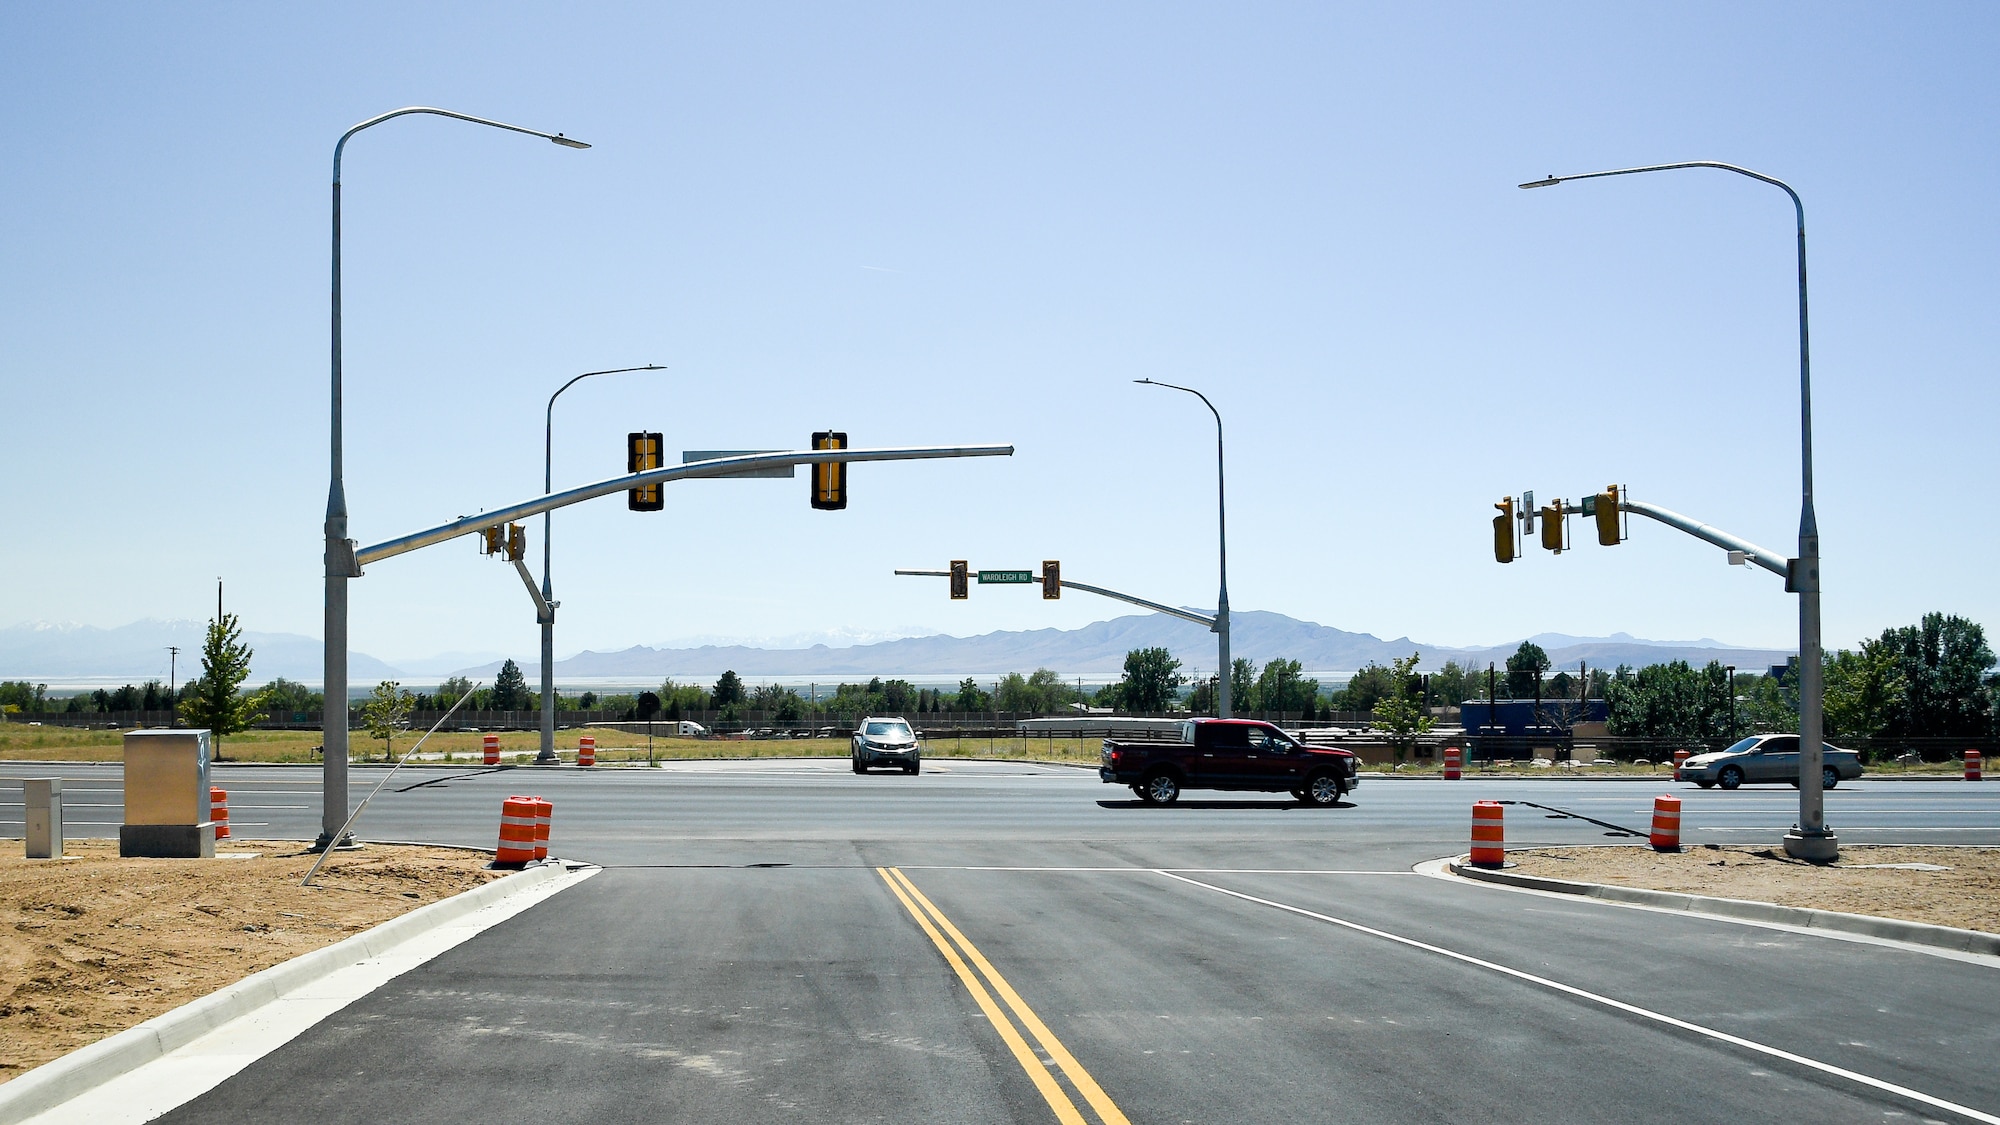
[1507,845,2000,935]
[0,839,501,1083]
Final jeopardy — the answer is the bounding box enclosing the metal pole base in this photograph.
[309,832,358,853]
[1781,829,1838,863]
[531,750,561,764]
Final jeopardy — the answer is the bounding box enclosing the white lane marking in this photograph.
[19,867,598,1125]
[1156,869,2000,1124]
[1695,827,1998,833]
[895,866,1412,874]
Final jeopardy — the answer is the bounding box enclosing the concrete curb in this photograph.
[0,859,577,1125]
[1445,857,2000,957]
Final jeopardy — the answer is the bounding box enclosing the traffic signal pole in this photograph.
[316,443,1011,839]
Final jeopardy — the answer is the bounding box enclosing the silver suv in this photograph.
[852,716,921,775]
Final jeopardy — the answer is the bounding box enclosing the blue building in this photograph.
[1459,698,1608,737]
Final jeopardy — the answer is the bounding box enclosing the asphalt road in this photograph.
[7,761,1999,1122]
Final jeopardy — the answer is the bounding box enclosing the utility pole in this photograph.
[167,646,179,726]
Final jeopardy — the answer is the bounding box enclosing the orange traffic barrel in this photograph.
[533,797,552,861]
[1673,749,1691,776]
[1469,801,1504,867]
[578,735,596,767]
[483,734,500,766]
[1650,795,1682,851]
[496,796,538,866]
[209,787,230,840]
[1443,746,1462,780]
[1967,750,1982,782]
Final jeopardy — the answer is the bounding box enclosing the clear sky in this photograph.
[3,2,1995,676]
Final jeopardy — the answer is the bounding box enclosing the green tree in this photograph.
[955,677,991,711]
[490,660,529,711]
[1822,640,1904,743]
[1604,660,1735,745]
[1506,642,1551,698]
[1427,661,1476,708]
[713,670,746,709]
[361,680,415,761]
[1229,658,1258,713]
[1117,647,1184,713]
[433,676,475,710]
[1335,663,1396,712]
[0,681,49,712]
[176,613,265,758]
[1371,653,1434,761]
[1254,658,1320,714]
[1877,613,1995,738]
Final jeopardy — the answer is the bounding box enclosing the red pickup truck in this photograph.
[1100,719,1360,806]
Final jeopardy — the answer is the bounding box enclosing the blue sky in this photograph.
[2,2,1995,678]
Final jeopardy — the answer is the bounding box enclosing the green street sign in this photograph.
[977,569,1034,584]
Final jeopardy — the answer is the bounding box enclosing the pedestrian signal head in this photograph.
[1492,498,1516,564]
[627,432,663,512]
[1594,485,1623,546]
[1540,503,1564,553]
[949,560,969,600]
[1042,560,1060,600]
[811,431,848,511]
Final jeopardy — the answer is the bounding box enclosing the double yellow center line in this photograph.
[877,867,1131,1125]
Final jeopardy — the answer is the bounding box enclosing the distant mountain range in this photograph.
[0,613,1795,689]
[455,610,1796,683]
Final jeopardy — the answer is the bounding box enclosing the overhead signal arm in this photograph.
[1501,485,1793,583]
[356,444,1013,567]
[893,567,1218,630]
[1606,494,1792,582]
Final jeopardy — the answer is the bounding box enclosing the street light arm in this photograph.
[335,107,589,181]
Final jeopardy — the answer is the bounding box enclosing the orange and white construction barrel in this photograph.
[1650,795,1682,851]
[483,734,501,766]
[495,796,538,866]
[1967,750,1982,782]
[533,797,553,861]
[209,787,230,840]
[1673,749,1691,776]
[1469,801,1505,867]
[1443,746,1462,781]
[578,735,596,767]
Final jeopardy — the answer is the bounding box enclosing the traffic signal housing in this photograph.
[1594,485,1624,546]
[811,431,848,511]
[1042,560,1060,599]
[481,525,504,556]
[627,432,663,512]
[949,560,969,600]
[1492,498,1517,564]
[506,523,526,562]
[1539,502,1565,553]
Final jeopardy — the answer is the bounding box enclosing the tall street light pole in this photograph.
[1520,160,1833,861]
[1134,379,1231,719]
[537,364,666,763]
[323,107,589,849]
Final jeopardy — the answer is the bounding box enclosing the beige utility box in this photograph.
[120,729,214,858]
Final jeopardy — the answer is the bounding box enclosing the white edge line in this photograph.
[1154,868,2000,1125]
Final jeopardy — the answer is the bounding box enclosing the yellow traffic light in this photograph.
[482,525,503,556]
[811,431,848,511]
[627,432,663,512]
[950,560,969,600]
[1042,560,1060,600]
[1595,485,1623,546]
[1492,498,1516,564]
[506,524,526,562]
[1540,503,1564,553]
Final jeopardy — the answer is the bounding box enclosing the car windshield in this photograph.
[864,721,911,739]
[1721,737,1761,754]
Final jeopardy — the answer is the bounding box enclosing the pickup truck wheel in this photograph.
[1140,771,1181,805]
[1303,771,1344,807]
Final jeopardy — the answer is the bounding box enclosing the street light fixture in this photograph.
[322,107,589,850]
[1133,378,1232,719]
[1520,159,1833,861]
[536,364,667,763]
